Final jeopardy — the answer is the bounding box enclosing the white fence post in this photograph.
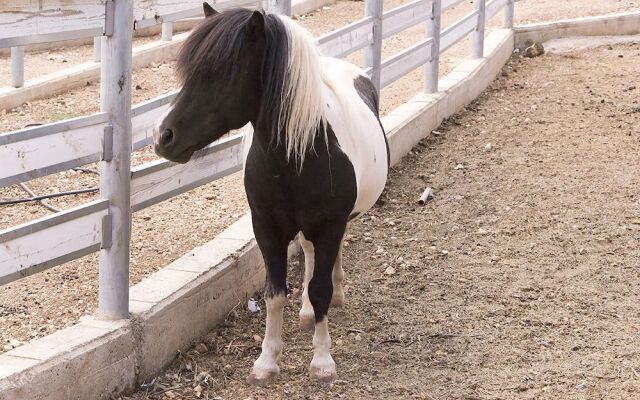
[162,22,173,41]
[364,0,383,93]
[424,0,441,93]
[93,37,101,62]
[268,0,291,15]
[99,0,133,320]
[11,46,25,88]
[504,0,514,28]
[472,0,486,58]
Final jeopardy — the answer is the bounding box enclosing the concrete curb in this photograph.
[0,0,335,111]
[514,11,640,48]
[0,27,515,400]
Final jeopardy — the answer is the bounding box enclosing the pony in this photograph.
[153,3,389,385]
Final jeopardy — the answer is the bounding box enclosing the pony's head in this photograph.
[154,5,326,166]
[153,6,276,163]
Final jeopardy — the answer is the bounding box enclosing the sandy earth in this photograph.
[123,42,640,400]
[0,0,638,376]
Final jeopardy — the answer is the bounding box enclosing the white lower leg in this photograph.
[310,317,337,382]
[248,295,285,385]
[331,244,344,307]
[299,234,315,330]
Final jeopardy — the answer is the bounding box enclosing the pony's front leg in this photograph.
[247,293,285,386]
[306,229,345,383]
[247,228,289,386]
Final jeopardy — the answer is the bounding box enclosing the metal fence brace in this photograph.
[105,0,116,37]
[101,214,113,249]
[102,125,114,161]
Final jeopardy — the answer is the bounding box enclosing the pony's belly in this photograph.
[350,137,388,215]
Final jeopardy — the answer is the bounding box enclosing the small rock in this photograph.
[484,143,492,151]
[375,247,384,254]
[454,164,465,170]
[135,84,143,90]
[524,117,531,124]
[523,42,544,58]
[477,228,489,235]
[384,266,396,275]
[195,343,208,354]
[253,334,262,343]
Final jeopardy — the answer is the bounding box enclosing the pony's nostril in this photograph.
[160,129,174,147]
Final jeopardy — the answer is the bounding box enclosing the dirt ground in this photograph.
[0,0,638,368]
[123,43,640,399]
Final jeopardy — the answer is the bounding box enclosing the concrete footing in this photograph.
[514,11,640,48]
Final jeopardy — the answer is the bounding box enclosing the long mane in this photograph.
[177,9,327,167]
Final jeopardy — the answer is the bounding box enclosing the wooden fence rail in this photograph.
[0,0,515,318]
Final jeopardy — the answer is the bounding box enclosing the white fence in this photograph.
[0,0,514,318]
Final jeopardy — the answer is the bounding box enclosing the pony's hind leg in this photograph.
[299,233,315,331]
[247,226,289,386]
[306,227,345,382]
[330,239,344,307]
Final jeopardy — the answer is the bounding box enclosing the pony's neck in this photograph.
[258,15,327,168]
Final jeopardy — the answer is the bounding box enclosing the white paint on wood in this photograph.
[382,0,432,39]
[0,1,106,47]
[424,0,441,93]
[0,200,108,286]
[10,46,24,88]
[442,0,464,12]
[364,0,383,91]
[486,0,509,22]
[99,0,133,320]
[268,0,292,15]
[130,135,244,211]
[473,0,486,58]
[93,36,101,62]
[132,104,171,150]
[0,117,108,188]
[316,18,374,59]
[381,37,433,88]
[440,9,478,54]
[504,0,514,28]
[133,0,261,28]
[161,22,173,41]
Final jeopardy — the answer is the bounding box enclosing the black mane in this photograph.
[177,8,290,137]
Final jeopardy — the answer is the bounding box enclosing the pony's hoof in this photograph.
[309,366,337,383]
[299,315,315,332]
[246,369,279,386]
[330,293,344,307]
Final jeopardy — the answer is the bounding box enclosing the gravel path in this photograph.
[125,41,640,400]
[1,0,638,357]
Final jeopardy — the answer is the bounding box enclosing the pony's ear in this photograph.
[202,2,218,17]
[244,11,265,42]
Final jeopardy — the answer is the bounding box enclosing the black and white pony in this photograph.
[154,4,389,385]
